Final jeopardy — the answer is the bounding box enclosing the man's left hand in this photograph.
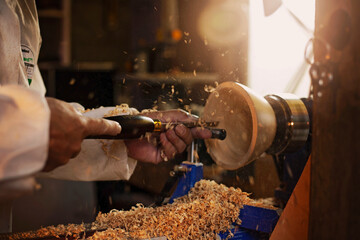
[124,110,212,164]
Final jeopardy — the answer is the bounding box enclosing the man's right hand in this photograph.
[43,98,121,172]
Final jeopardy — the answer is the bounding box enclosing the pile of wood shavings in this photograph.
[9,180,272,240]
[103,104,135,117]
[89,180,252,240]
[9,223,85,240]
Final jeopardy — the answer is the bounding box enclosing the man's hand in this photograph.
[125,109,212,164]
[43,98,121,172]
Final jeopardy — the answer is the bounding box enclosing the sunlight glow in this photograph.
[248,0,315,97]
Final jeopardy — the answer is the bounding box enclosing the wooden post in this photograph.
[310,0,360,239]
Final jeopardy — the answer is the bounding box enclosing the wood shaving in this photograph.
[141,109,158,114]
[160,149,168,162]
[204,85,216,93]
[99,140,122,161]
[104,104,131,117]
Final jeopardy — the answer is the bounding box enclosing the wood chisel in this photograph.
[86,115,226,140]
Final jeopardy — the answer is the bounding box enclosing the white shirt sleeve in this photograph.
[37,106,138,181]
[0,85,49,199]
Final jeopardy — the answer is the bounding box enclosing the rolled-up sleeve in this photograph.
[0,85,49,181]
[38,106,138,181]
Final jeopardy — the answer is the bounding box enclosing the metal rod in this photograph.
[188,141,195,163]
